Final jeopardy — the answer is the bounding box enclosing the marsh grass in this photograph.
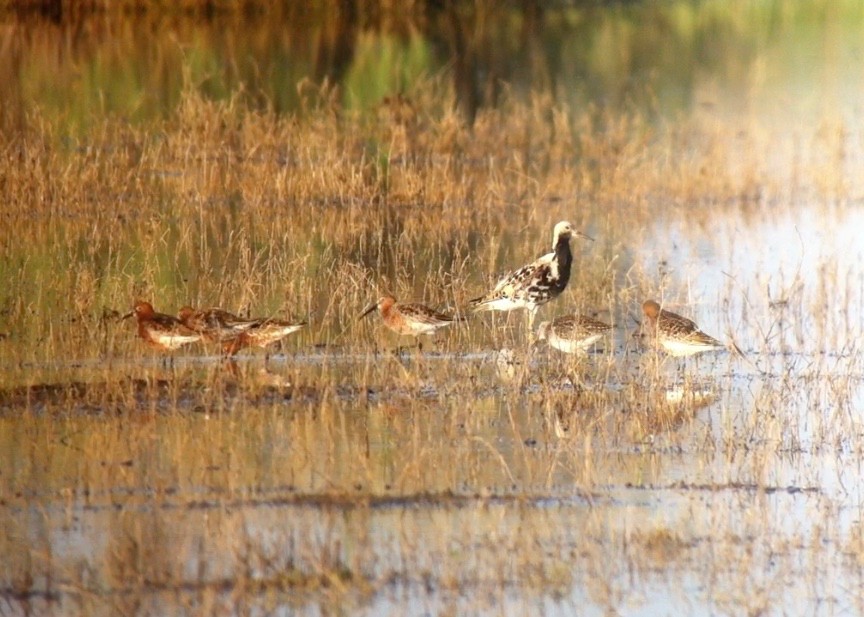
[0,79,827,365]
[4,66,864,613]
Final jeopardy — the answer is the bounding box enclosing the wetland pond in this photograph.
[3,2,864,615]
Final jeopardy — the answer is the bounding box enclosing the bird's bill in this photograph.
[121,310,135,320]
[358,302,378,320]
[575,230,594,241]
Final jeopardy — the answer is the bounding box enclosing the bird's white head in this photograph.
[552,220,593,246]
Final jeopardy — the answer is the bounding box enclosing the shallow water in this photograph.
[3,332,864,615]
[4,230,864,615]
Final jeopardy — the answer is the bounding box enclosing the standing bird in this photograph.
[469,221,593,328]
[123,301,202,351]
[359,295,462,348]
[177,306,262,344]
[179,305,306,357]
[640,299,725,357]
[222,318,307,356]
[537,313,612,355]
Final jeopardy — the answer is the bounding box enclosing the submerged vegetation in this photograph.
[2,1,864,615]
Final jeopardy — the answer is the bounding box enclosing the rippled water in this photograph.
[4,314,864,615]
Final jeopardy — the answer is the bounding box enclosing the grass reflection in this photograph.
[2,0,863,132]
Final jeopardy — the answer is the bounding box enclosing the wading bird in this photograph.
[178,305,306,358]
[640,299,725,357]
[124,301,202,351]
[359,295,462,349]
[221,318,307,356]
[536,313,612,355]
[177,306,262,344]
[470,221,593,328]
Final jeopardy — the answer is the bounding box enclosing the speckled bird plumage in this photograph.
[177,305,305,355]
[125,301,202,351]
[470,221,591,326]
[222,318,307,355]
[641,299,725,357]
[360,295,460,337]
[178,306,263,342]
[537,313,612,354]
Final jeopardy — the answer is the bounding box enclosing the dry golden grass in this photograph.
[2,75,844,370]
